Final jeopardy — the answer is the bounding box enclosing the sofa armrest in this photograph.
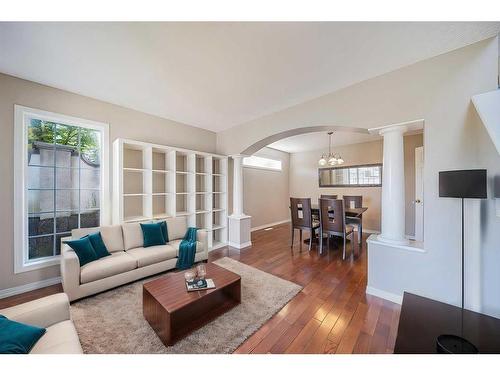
[60,240,81,301]
[197,229,209,255]
[0,293,70,328]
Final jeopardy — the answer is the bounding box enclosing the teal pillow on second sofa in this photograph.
[85,232,111,259]
[0,315,46,354]
[140,222,167,247]
[64,236,98,266]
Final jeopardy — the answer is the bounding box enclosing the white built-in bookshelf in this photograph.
[113,138,228,250]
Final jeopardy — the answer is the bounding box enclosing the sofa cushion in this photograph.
[71,225,124,253]
[126,245,177,267]
[169,239,204,256]
[165,217,187,240]
[140,222,167,247]
[30,320,83,354]
[86,232,111,259]
[0,315,46,354]
[64,237,98,267]
[122,222,144,250]
[80,251,137,284]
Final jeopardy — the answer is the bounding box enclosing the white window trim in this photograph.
[14,105,110,274]
[242,155,282,171]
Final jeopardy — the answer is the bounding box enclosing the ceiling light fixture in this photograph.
[318,131,344,166]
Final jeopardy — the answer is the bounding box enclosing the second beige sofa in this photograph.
[61,216,208,301]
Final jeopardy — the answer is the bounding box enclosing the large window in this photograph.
[318,164,382,187]
[14,106,109,273]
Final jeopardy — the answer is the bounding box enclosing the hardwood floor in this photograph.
[0,223,400,354]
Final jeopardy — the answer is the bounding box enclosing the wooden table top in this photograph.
[310,204,368,217]
[143,263,241,314]
[395,292,500,353]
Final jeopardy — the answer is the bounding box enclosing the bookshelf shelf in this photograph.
[113,138,228,250]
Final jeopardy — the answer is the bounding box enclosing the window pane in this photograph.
[80,210,100,228]
[28,213,54,236]
[81,190,100,210]
[56,233,71,255]
[27,166,54,189]
[80,128,101,168]
[80,168,100,189]
[243,156,282,171]
[28,119,55,167]
[28,190,54,213]
[29,235,54,259]
[56,211,79,233]
[55,124,79,167]
[56,189,79,211]
[56,167,79,189]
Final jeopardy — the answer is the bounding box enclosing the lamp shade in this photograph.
[439,169,487,199]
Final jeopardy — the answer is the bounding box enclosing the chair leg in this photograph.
[358,223,362,245]
[319,228,323,255]
[309,229,313,252]
[351,232,354,258]
[290,228,294,249]
[342,235,346,260]
[299,230,303,253]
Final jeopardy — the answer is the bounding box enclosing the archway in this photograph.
[240,125,370,155]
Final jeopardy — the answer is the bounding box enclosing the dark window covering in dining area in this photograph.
[318,163,382,188]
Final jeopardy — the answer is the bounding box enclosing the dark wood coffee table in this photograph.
[143,263,241,346]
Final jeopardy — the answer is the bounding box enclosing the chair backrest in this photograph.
[290,197,313,229]
[319,198,345,233]
[343,195,363,209]
[320,194,338,199]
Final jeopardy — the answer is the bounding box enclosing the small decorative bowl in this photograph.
[184,270,196,283]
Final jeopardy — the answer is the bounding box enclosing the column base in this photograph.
[228,214,252,249]
[377,234,409,246]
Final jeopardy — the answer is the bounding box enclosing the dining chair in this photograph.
[343,195,363,244]
[320,194,338,199]
[318,198,354,259]
[290,198,319,252]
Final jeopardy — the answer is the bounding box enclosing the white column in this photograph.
[228,155,252,249]
[232,155,244,217]
[378,125,409,245]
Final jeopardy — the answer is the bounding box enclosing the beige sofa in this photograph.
[61,216,208,301]
[0,293,83,354]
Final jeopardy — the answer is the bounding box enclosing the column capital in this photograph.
[368,119,424,136]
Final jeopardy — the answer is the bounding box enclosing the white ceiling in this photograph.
[268,131,382,153]
[0,22,499,132]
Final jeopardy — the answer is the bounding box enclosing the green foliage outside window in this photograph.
[28,119,100,165]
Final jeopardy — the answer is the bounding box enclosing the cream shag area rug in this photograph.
[71,257,302,354]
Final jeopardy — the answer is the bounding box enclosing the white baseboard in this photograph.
[251,219,291,232]
[0,276,61,299]
[362,228,380,234]
[228,241,252,249]
[366,286,403,305]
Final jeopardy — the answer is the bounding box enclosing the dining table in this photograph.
[295,202,368,256]
[310,203,368,245]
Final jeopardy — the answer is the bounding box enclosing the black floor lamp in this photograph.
[438,169,487,354]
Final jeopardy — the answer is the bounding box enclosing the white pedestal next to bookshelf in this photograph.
[228,215,252,249]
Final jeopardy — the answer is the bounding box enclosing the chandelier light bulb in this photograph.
[318,155,327,166]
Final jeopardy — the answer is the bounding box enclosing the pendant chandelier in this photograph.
[318,131,344,166]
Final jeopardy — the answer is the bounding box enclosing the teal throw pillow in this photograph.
[141,223,167,247]
[159,221,169,243]
[85,232,110,259]
[64,236,98,266]
[0,315,46,354]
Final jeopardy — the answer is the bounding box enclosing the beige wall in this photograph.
[289,133,423,234]
[217,37,500,315]
[243,147,290,229]
[0,73,216,291]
